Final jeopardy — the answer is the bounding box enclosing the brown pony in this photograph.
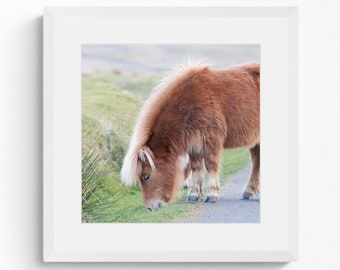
[120,62,260,211]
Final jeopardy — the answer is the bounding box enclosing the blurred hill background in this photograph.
[82,44,260,75]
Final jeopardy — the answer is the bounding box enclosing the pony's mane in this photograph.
[120,61,210,186]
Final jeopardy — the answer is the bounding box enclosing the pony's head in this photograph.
[121,145,187,211]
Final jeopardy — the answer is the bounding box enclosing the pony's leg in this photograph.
[241,144,260,199]
[204,147,222,203]
[186,154,204,202]
[181,164,191,190]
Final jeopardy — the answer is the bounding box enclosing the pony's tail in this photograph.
[240,62,260,78]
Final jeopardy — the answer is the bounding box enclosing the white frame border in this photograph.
[43,6,298,262]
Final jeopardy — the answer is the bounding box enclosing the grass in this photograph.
[82,72,250,223]
[82,72,161,101]
[219,148,251,185]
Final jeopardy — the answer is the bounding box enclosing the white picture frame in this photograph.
[44,6,298,262]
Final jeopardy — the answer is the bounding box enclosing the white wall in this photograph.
[1,1,339,269]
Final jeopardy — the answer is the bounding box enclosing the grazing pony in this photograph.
[120,62,260,211]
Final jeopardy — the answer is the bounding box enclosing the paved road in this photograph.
[178,164,260,223]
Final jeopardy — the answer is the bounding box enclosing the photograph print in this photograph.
[81,44,260,223]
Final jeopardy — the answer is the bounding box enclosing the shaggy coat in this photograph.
[121,62,260,210]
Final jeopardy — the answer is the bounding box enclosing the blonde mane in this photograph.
[120,61,209,186]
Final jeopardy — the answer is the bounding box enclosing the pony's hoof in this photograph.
[204,196,217,203]
[241,191,253,200]
[186,195,199,202]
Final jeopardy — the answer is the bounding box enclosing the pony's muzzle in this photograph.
[146,201,166,212]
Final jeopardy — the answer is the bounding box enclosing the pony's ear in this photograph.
[137,146,156,171]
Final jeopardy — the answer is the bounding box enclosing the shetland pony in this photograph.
[120,63,260,211]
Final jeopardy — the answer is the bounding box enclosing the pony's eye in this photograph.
[143,174,151,181]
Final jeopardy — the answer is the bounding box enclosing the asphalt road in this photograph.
[179,164,260,223]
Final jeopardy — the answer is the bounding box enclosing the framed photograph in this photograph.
[44,6,298,262]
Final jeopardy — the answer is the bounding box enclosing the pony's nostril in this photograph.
[147,207,153,212]
[157,202,162,208]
